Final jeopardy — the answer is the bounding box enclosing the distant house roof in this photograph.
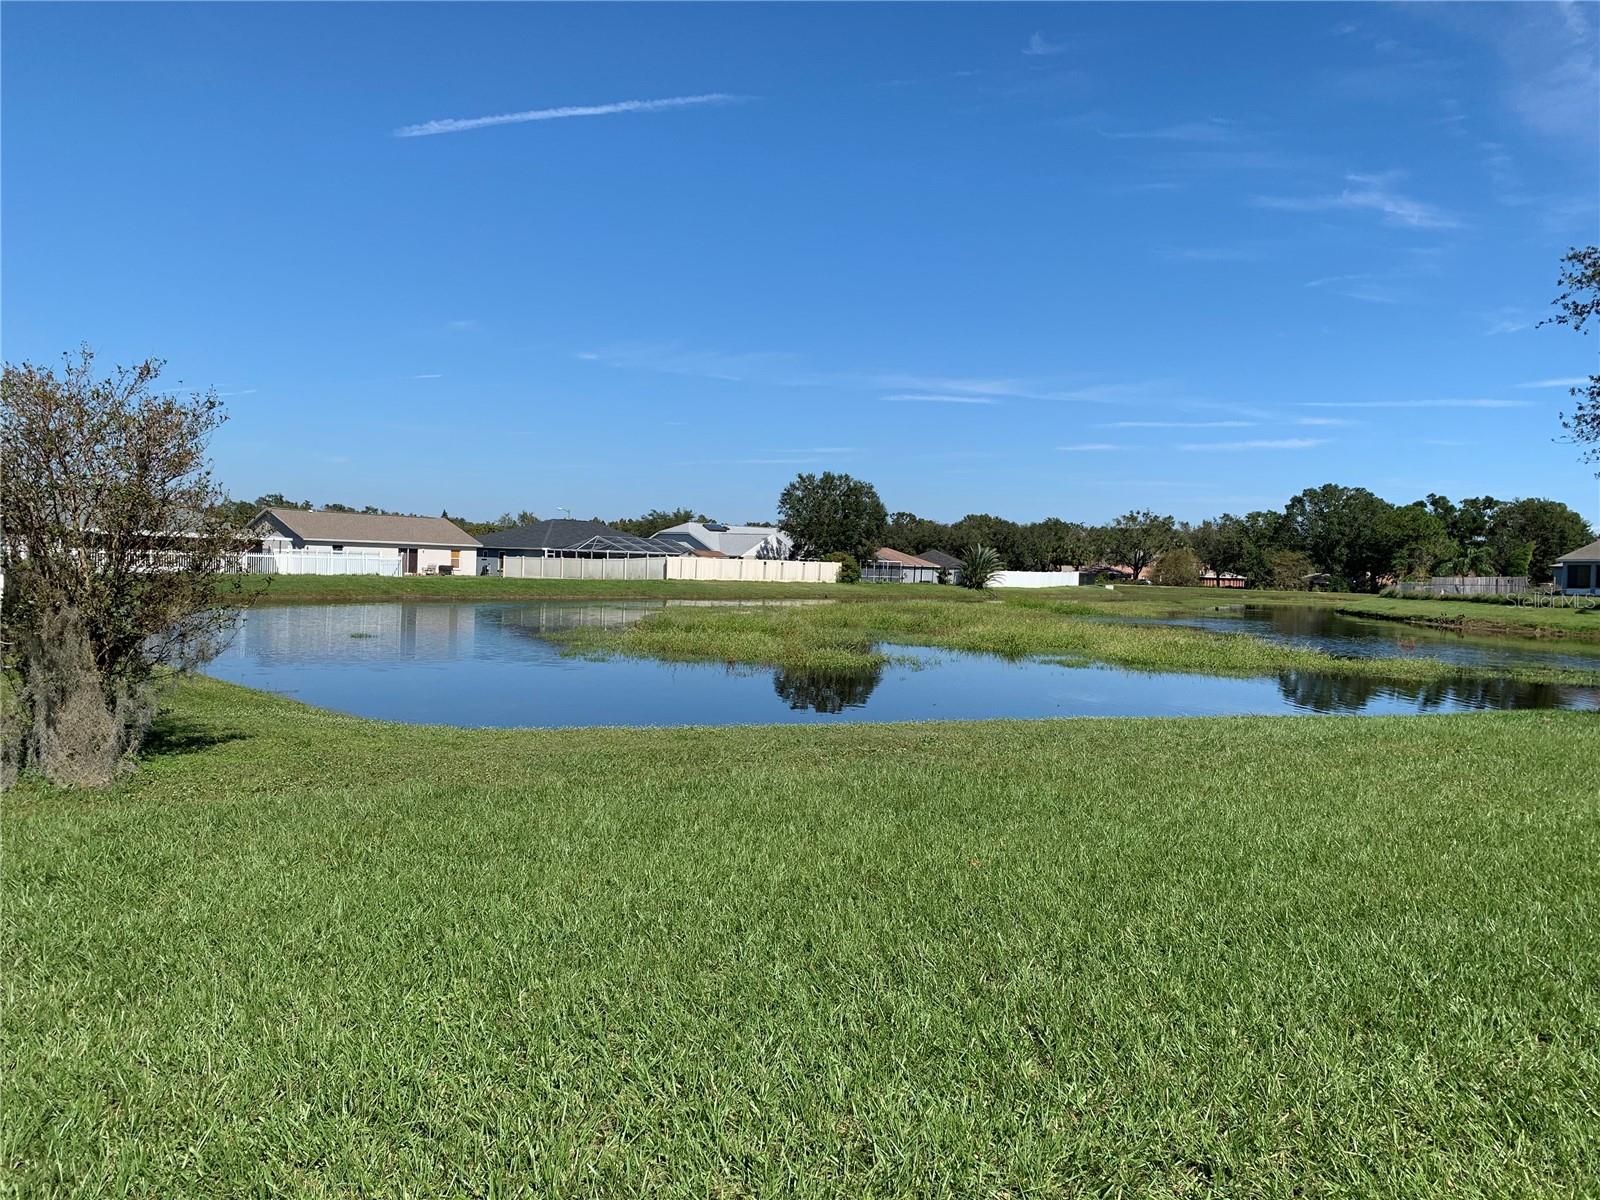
[655,521,791,558]
[253,508,479,548]
[918,548,963,570]
[1555,538,1600,563]
[477,519,619,550]
[871,547,940,568]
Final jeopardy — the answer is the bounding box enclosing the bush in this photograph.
[825,552,862,584]
[1150,546,1202,587]
[960,544,1004,590]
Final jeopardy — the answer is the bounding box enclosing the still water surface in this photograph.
[1122,604,1600,672]
[203,601,1599,727]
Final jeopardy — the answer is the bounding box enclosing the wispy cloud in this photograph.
[1296,416,1359,427]
[884,393,999,405]
[394,93,745,138]
[1516,376,1588,389]
[1305,274,1404,305]
[1100,118,1239,143]
[1058,443,1123,452]
[1160,245,1268,263]
[412,373,444,380]
[1096,419,1255,429]
[217,388,257,397]
[1301,398,1530,409]
[1483,309,1534,336]
[1023,32,1066,57]
[1254,172,1460,229]
[1180,438,1326,452]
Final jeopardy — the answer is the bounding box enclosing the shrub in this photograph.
[960,543,1004,590]
[1150,546,1203,587]
[1,347,254,786]
[825,552,862,584]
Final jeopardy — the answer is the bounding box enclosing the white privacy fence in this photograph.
[500,555,666,581]
[666,557,839,583]
[993,570,1081,588]
[242,551,400,576]
[499,555,840,584]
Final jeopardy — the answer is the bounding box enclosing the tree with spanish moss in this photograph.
[1,347,254,786]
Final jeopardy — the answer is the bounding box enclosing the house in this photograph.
[1553,538,1600,595]
[1201,570,1247,588]
[476,519,682,574]
[651,522,793,559]
[918,548,964,584]
[864,547,942,584]
[247,508,479,575]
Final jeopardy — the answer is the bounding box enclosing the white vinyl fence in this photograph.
[993,570,1081,588]
[666,557,839,583]
[243,551,400,576]
[499,555,840,584]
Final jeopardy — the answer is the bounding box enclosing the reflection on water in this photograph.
[204,601,1598,729]
[773,664,884,713]
[1131,605,1600,673]
[1274,669,1581,714]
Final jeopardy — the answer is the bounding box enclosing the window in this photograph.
[451,549,461,570]
[331,545,344,552]
[1567,564,1593,590]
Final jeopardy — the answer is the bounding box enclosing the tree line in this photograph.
[772,471,1593,591]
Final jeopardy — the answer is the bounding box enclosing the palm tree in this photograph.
[959,543,1004,590]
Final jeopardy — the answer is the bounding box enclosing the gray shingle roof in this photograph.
[1555,538,1600,563]
[256,508,479,548]
[918,549,963,569]
[476,519,619,550]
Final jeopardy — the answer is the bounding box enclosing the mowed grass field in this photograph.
[5,677,1598,1196]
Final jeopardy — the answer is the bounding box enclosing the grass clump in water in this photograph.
[555,597,1600,689]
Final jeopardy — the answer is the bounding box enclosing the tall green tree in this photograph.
[1485,498,1593,582]
[1538,245,1600,464]
[1098,511,1179,579]
[1282,484,1398,590]
[610,508,709,538]
[776,472,888,561]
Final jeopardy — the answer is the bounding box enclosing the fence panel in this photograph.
[664,557,840,584]
[501,556,668,581]
[243,551,400,576]
[993,570,1081,588]
[1392,575,1529,596]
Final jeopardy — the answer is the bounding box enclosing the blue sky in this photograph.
[4,2,1597,525]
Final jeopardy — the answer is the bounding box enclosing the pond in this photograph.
[1120,605,1600,672]
[201,601,1600,727]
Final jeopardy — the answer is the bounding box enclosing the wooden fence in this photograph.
[1391,576,1529,596]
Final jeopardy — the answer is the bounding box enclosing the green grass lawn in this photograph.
[555,596,1600,689]
[5,677,1598,1196]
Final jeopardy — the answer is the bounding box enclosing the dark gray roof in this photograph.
[254,508,479,548]
[477,519,618,550]
[1556,538,1600,563]
[918,548,963,569]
